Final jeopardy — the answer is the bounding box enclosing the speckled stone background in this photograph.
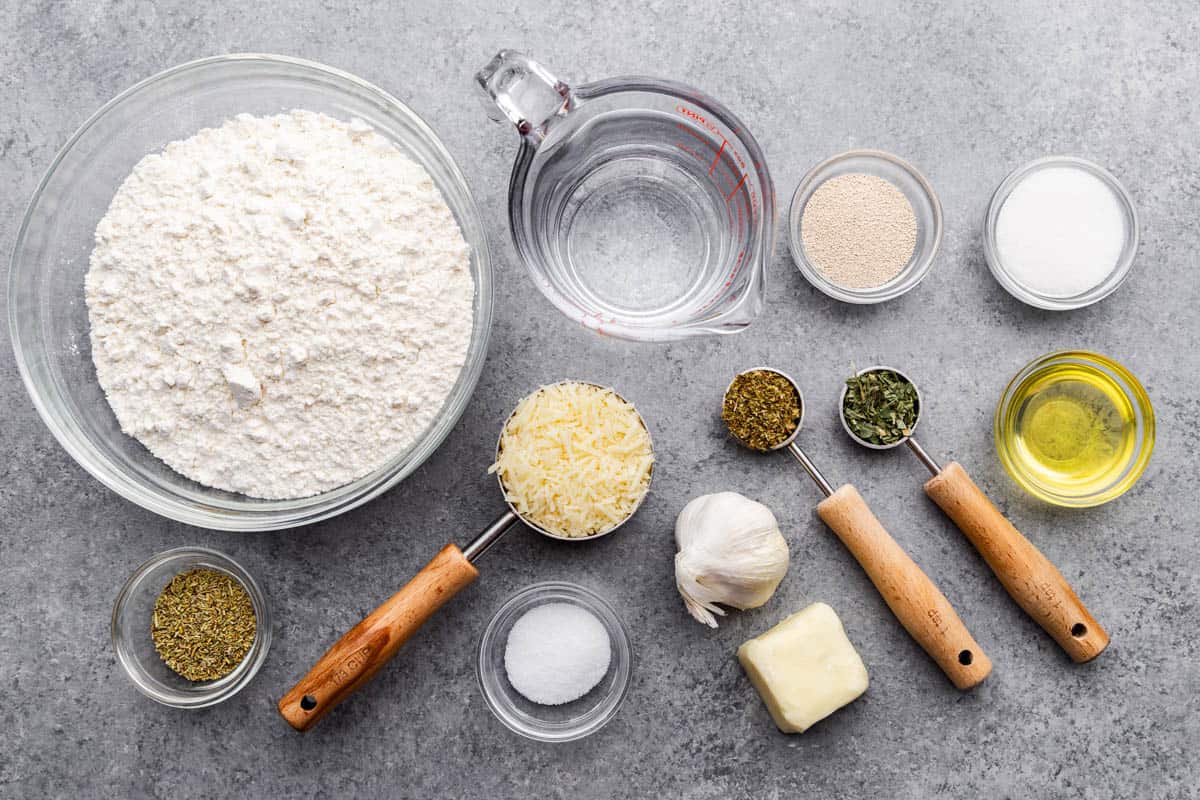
[3,1,1198,797]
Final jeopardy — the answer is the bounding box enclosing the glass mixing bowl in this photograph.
[8,54,492,531]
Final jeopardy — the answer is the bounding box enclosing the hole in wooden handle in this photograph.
[300,695,317,711]
[958,649,974,665]
[1070,623,1088,638]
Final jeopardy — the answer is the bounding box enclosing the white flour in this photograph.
[85,110,474,499]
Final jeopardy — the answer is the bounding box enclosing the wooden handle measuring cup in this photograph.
[278,544,480,731]
[726,367,991,691]
[925,462,1109,662]
[282,382,656,731]
[839,365,1109,663]
[817,484,992,690]
[279,508,528,731]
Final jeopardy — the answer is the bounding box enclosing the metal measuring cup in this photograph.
[280,382,652,731]
[725,368,990,690]
[838,366,1109,662]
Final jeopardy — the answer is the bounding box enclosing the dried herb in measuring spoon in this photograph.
[842,369,920,446]
[152,568,256,682]
[723,370,802,451]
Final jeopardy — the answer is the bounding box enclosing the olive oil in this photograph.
[996,352,1153,506]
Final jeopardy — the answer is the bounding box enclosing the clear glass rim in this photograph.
[8,53,494,531]
[982,155,1139,311]
[993,349,1154,507]
[111,546,272,708]
[788,148,943,305]
[476,581,633,742]
[506,75,775,342]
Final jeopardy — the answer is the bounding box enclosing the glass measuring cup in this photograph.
[476,50,776,341]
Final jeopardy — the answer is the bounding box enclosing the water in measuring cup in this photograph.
[525,108,756,325]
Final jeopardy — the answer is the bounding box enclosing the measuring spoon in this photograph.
[838,366,1108,662]
[725,368,991,690]
[279,382,652,731]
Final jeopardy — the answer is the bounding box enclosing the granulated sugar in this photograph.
[995,166,1126,298]
[503,602,611,705]
[801,173,917,289]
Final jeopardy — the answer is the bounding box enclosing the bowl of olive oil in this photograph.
[995,351,1154,507]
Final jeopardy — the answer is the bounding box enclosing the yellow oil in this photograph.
[1001,362,1140,499]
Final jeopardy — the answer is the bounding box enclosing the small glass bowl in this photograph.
[788,149,943,304]
[994,350,1154,507]
[111,546,271,708]
[983,156,1139,310]
[477,582,632,743]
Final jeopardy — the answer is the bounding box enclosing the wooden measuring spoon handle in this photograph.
[924,462,1109,662]
[817,484,992,690]
[278,544,479,731]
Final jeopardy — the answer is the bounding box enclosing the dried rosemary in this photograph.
[723,370,802,451]
[151,568,256,682]
[842,368,919,446]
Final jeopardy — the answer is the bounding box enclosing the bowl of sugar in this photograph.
[477,582,632,743]
[984,156,1139,310]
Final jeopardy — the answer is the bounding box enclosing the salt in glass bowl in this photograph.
[983,156,1139,311]
[8,54,492,531]
[477,582,633,743]
[111,546,271,708]
[994,350,1154,507]
[788,149,943,304]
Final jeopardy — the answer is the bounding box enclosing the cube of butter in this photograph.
[737,602,869,733]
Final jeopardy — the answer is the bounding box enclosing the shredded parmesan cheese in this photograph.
[490,382,654,538]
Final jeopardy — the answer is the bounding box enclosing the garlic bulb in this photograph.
[674,492,790,627]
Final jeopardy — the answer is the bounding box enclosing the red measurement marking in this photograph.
[726,173,747,201]
[709,139,726,175]
[674,109,760,226]
[676,104,720,136]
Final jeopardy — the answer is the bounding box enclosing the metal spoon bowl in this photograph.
[723,366,806,451]
[488,380,654,547]
[838,365,940,475]
[724,367,833,496]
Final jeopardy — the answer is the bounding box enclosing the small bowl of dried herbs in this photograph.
[111,546,270,708]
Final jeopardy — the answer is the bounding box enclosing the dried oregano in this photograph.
[723,370,802,451]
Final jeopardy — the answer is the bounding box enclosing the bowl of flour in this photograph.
[9,54,493,530]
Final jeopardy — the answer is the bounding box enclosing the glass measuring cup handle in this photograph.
[475,50,573,145]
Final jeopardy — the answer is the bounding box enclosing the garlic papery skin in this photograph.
[674,492,790,628]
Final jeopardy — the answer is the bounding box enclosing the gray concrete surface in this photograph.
[3,1,1198,797]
